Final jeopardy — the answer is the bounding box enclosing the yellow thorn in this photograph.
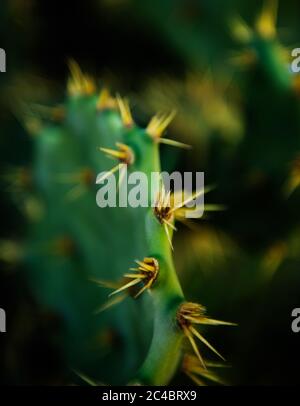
[134,279,153,298]
[73,370,98,386]
[67,59,96,96]
[255,0,278,40]
[89,278,119,290]
[189,325,225,361]
[146,111,176,140]
[96,164,121,184]
[159,138,191,149]
[96,257,159,302]
[153,185,174,226]
[116,94,134,128]
[97,88,117,111]
[135,259,155,272]
[169,189,204,214]
[178,302,235,366]
[203,204,226,212]
[109,278,142,297]
[163,222,174,250]
[100,147,127,160]
[179,302,206,319]
[183,355,227,386]
[123,273,147,279]
[183,326,206,369]
[185,371,206,386]
[163,218,177,231]
[99,142,134,165]
[94,293,126,314]
[170,185,215,216]
[184,315,237,326]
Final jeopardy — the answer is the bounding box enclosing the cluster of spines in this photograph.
[230,0,299,93]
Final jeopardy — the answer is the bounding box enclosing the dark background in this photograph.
[1,0,300,385]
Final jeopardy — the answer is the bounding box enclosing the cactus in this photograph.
[231,0,294,92]
[10,61,234,385]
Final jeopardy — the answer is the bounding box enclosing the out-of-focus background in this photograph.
[1,0,300,385]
